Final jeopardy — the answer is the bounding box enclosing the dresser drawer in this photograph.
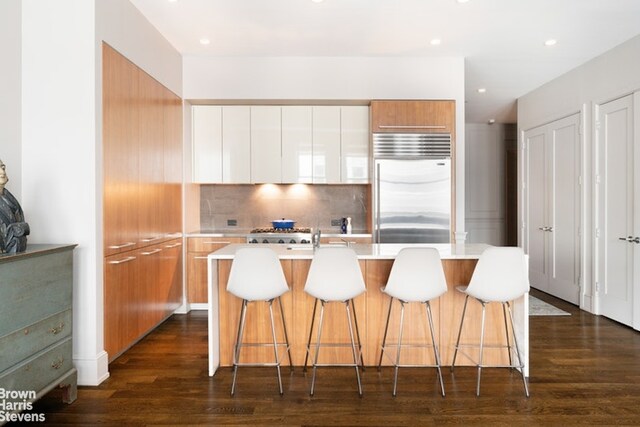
[0,310,72,374]
[0,250,73,337]
[0,337,73,395]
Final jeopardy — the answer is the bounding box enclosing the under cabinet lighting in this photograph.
[545,39,557,46]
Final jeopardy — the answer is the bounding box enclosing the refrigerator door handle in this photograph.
[376,162,381,244]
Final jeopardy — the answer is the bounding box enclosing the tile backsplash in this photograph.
[200,184,369,233]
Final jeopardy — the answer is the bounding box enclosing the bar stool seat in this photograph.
[227,247,292,396]
[378,247,447,396]
[451,246,530,397]
[303,247,366,396]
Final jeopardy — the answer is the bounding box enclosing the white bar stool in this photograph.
[451,246,530,397]
[303,247,366,396]
[377,247,447,396]
[227,247,292,396]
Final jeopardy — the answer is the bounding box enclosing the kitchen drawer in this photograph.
[188,237,245,252]
[0,250,73,338]
[0,337,73,396]
[0,310,71,374]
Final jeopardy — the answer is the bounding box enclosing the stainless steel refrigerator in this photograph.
[373,133,452,243]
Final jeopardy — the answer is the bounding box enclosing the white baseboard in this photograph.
[174,302,189,314]
[74,350,110,386]
[189,303,208,311]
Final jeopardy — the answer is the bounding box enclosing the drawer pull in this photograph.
[108,256,136,265]
[50,322,65,335]
[107,242,135,250]
[141,248,163,256]
[165,242,183,248]
[141,236,162,243]
[51,358,65,370]
[203,241,231,245]
[378,125,446,129]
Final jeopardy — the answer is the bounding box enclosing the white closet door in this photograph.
[192,106,222,183]
[525,126,549,292]
[597,94,634,326]
[548,114,581,304]
[251,106,281,183]
[222,106,251,183]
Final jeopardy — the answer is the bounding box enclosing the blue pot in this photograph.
[272,219,296,229]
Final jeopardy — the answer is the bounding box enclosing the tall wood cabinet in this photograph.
[524,113,581,305]
[102,43,183,361]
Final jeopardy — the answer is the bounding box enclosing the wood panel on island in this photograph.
[102,43,183,362]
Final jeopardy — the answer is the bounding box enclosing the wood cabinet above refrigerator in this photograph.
[370,100,455,134]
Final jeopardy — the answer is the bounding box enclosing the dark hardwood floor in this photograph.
[21,290,640,425]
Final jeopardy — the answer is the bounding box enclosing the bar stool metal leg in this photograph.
[451,294,469,372]
[268,300,284,395]
[278,296,293,372]
[350,299,366,370]
[231,299,249,396]
[425,301,445,397]
[506,301,530,397]
[392,301,406,396]
[345,301,363,397]
[310,300,326,396]
[502,302,513,368]
[476,302,487,396]
[304,298,319,372]
[378,296,394,371]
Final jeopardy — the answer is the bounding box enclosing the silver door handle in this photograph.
[107,256,136,265]
[618,236,630,241]
[633,237,640,244]
[141,248,162,256]
[375,163,381,243]
[538,227,547,231]
[547,227,553,232]
[107,242,135,250]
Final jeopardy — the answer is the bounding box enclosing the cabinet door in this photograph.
[161,239,183,316]
[222,106,251,183]
[138,244,163,332]
[103,45,140,256]
[312,106,341,183]
[282,106,312,183]
[371,100,454,134]
[341,106,370,183]
[251,106,281,183]
[104,253,138,360]
[193,106,222,183]
[163,90,183,235]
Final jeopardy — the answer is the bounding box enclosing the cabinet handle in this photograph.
[633,237,640,244]
[141,248,163,256]
[619,236,640,243]
[50,322,65,335]
[107,242,135,250]
[165,242,183,248]
[378,125,446,129]
[202,241,231,245]
[538,227,547,231]
[194,256,209,260]
[141,236,162,243]
[51,358,65,370]
[108,256,136,265]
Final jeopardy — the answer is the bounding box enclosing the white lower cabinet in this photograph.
[524,113,581,304]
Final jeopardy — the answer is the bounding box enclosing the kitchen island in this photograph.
[207,243,528,377]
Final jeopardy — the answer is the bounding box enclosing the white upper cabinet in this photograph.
[222,106,251,183]
[312,106,341,183]
[282,106,313,183]
[251,106,282,183]
[192,106,222,183]
[341,106,369,183]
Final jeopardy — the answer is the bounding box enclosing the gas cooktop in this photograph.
[250,227,312,234]
[246,227,312,244]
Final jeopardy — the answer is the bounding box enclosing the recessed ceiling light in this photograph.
[545,39,557,46]
[430,39,442,46]
[199,38,210,45]
[488,119,496,124]
[168,0,178,3]
[477,88,486,93]
[311,0,324,3]
[457,0,470,3]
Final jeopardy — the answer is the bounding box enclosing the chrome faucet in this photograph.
[313,229,321,249]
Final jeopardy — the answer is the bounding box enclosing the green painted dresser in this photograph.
[0,244,77,422]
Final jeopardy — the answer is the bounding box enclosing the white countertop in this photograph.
[207,243,490,260]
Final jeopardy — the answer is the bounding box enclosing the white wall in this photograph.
[17,0,182,387]
[465,123,505,246]
[517,33,640,312]
[183,55,467,240]
[0,0,22,199]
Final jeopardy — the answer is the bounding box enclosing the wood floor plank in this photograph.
[20,290,640,425]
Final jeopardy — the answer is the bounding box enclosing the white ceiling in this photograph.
[129,0,640,123]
